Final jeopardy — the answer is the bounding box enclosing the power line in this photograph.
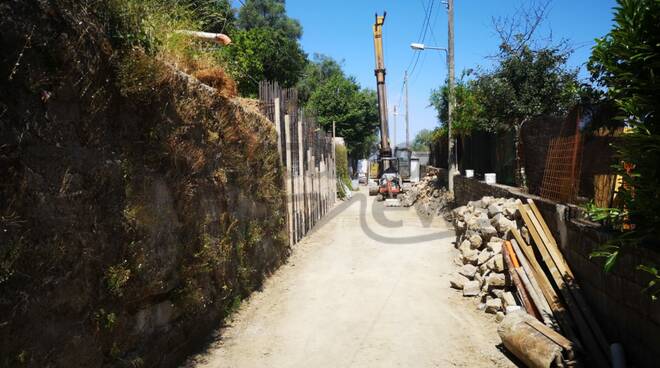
[398,0,432,108]
[410,0,443,84]
[408,0,435,81]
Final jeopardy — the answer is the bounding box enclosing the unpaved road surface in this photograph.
[185,189,515,368]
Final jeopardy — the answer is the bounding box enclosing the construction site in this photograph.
[1,1,659,367]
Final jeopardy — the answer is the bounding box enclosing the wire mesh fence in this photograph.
[539,134,583,203]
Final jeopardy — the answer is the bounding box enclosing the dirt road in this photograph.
[185,189,515,368]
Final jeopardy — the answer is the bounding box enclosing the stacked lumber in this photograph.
[451,196,612,367]
[514,199,610,367]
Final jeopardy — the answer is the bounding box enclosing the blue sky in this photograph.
[245,1,618,143]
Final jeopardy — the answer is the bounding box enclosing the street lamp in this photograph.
[410,43,447,53]
[409,42,457,193]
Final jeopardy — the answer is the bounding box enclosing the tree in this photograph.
[306,75,379,160]
[472,1,580,187]
[237,0,301,39]
[429,72,487,137]
[219,27,307,96]
[411,129,434,151]
[184,0,235,34]
[296,53,344,104]
[214,0,306,96]
[587,0,660,298]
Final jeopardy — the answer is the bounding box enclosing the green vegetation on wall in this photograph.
[335,145,352,199]
[587,0,660,299]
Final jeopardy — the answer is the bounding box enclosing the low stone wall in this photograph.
[451,174,660,368]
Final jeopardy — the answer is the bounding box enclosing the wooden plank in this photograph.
[526,200,611,359]
[518,204,609,367]
[526,203,570,275]
[297,118,305,236]
[284,114,294,246]
[511,240,555,327]
[524,319,576,353]
[273,97,282,164]
[515,267,551,324]
[502,243,539,318]
[306,148,312,231]
[510,229,579,344]
[510,239,553,315]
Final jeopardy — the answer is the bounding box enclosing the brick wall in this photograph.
[452,174,660,368]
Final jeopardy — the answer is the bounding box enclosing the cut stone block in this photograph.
[487,272,506,288]
[486,297,503,313]
[493,254,505,272]
[487,242,503,254]
[459,264,478,279]
[463,280,481,296]
[502,291,517,307]
[469,234,483,249]
[477,249,493,265]
[450,273,470,290]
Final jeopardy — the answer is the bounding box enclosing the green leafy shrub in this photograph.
[335,144,352,199]
[587,0,660,299]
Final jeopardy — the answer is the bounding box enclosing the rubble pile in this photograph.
[449,196,524,319]
[399,167,454,217]
[451,196,611,366]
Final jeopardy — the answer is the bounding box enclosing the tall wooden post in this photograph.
[274,98,282,164]
[297,118,305,237]
[284,114,294,245]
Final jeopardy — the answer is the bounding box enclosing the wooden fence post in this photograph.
[274,98,282,164]
[297,117,305,240]
[284,114,294,246]
[307,148,312,229]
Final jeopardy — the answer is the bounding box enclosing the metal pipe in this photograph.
[175,30,232,46]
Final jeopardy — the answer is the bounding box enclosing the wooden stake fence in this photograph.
[259,81,337,245]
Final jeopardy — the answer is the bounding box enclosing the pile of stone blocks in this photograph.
[399,168,453,217]
[449,196,524,319]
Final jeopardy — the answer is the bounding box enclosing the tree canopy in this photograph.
[586,0,660,290]
[429,72,487,136]
[237,0,302,39]
[215,0,306,96]
[211,4,378,157]
[411,129,434,152]
[306,73,379,160]
[184,0,235,34]
[475,44,579,131]
[296,53,344,104]
[220,27,306,95]
[428,1,580,186]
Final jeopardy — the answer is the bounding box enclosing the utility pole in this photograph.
[393,105,398,148]
[447,0,457,193]
[404,70,410,149]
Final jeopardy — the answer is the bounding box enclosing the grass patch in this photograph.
[107,0,236,95]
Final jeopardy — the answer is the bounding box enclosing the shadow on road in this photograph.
[309,192,455,245]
